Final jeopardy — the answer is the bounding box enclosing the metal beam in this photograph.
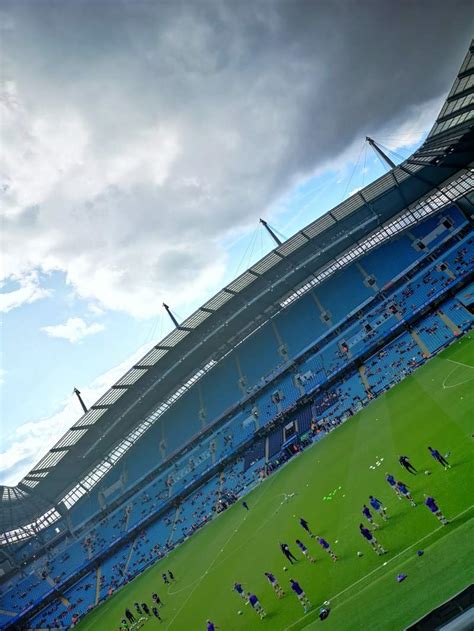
[260,218,282,246]
[366,136,397,169]
[163,303,180,328]
[73,388,88,414]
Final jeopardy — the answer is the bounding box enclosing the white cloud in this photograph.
[1,2,469,320]
[41,317,105,343]
[0,343,151,486]
[0,272,51,312]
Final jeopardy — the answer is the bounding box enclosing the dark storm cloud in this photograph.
[1,0,472,316]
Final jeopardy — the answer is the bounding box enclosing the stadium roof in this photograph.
[1,40,473,545]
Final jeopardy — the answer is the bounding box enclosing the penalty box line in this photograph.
[163,473,280,629]
[284,504,474,631]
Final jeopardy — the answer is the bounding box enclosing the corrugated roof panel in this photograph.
[364,172,395,202]
[251,251,281,275]
[140,347,170,366]
[21,480,40,488]
[403,163,425,173]
[441,93,474,119]
[182,309,212,330]
[331,195,363,221]
[304,213,335,238]
[276,232,308,256]
[459,47,473,74]
[163,328,190,347]
[116,367,148,386]
[202,290,233,311]
[72,407,107,427]
[55,429,88,449]
[96,388,126,407]
[32,450,67,471]
[393,167,411,183]
[226,270,257,293]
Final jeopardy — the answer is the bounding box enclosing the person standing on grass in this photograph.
[242,501,249,511]
[359,524,386,555]
[299,517,314,537]
[362,504,379,529]
[125,609,135,624]
[233,582,246,600]
[396,481,416,506]
[264,572,285,598]
[152,593,163,607]
[386,473,402,499]
[280,542,298,564]
[424,495,449,525]
[296,539,316,563]
[162,572,170,585]
[207,620,219,631]
[316,536,338,561]
[428,447,451,470]
[247,592,266,619]
[369,495,388,520]
[290,579,312,613]
[399,455,417,474]
[152,606,162,622]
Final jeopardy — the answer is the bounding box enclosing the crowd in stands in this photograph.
[365,335,424,395]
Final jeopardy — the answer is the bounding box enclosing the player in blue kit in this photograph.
[428,447,451,470]
[299,517,314,538]
[386,473,402,499]
[206,620,219,631]
[233,582,246,600]
[424,495,448,525]
[264,572,284,598]
[316,536,338,561]
[247,593,266,619]
[369,495,388,520]
[290,579,311,613]
[396,481,416,506]
[152,606,162,622]
[362,504,379,529]
[359,524,386,554]
[296,539,315,563]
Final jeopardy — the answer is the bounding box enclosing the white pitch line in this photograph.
[446,358,474,369]
[284,504,474,631]
[163,473,279,629]
[167,489,291,597]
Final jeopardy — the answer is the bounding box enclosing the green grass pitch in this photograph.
[77,334,474,631]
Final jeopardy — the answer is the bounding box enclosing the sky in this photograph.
[1,0,473,487]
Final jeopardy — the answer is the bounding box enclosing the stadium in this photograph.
[1,36,474,631]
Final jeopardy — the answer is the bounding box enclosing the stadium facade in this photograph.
[0,39,473,631]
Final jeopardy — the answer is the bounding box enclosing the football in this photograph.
[424,470,431,475]
[238,611,243,615]
[283,566,288,571]
[357,551,363,557]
